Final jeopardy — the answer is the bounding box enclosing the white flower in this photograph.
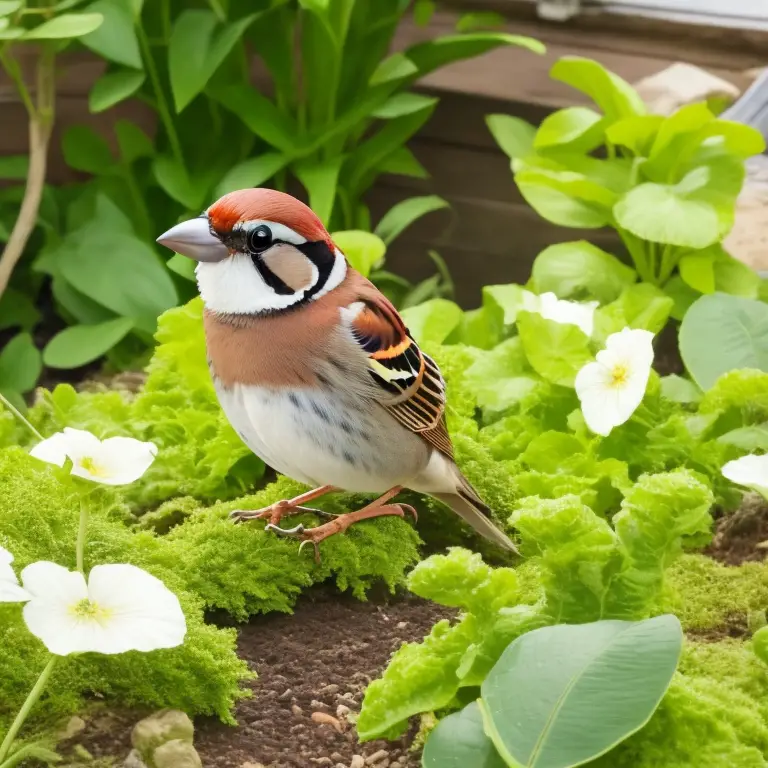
[521,290,597,337]
[722,454,768,500]
[19,562,186,656]
[575,328,655,436]
[0,547,31,603]
[30,428,157,486]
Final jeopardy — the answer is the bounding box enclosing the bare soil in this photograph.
[71,588,454,768]
[706,493,768,566]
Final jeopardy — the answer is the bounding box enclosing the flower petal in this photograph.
[90,437,158,486]
[59,428,104,463]
[86,564,186,653]
[21,561,87,602]
[0,546,14,566]
[29,432,70,468]
[605,328,655,369]
[0,581,31,603]
[722,454,768,498]
[575,361,617,436]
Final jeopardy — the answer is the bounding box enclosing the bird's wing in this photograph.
[342,296,454,458]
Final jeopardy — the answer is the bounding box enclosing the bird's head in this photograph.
[156,188,346,316]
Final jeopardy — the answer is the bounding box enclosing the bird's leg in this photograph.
[229,485,337,526]
[266,486,417,563]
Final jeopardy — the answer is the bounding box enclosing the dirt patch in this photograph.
[71,588,453,768]
[685,613,750,642]
[706,494,768,566]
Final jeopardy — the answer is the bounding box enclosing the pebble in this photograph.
[396,621,407,629]
[336,704,351,719]
[311,699,329,710]
[319,683,340,695]
[350,757,365,768]
[366,750,389,765]
[291,704,303,717]
[330,754,344,762]
[311,712,343,733]
[310,759,332,767]
[240,763,265,768]
[335,764,346,768]
[278,688,293,701]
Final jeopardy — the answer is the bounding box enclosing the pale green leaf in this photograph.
[22,12,103,39]
[0,1,21,17]
[0,332,41,393]
[400,298,462,345]
[153,154,208,210]
[369,52,417,85]
[486,114,536,160]
[89,68,145,112]
[679,252,716,294]
[535,107,604,152]
[214,153,289,198]
[333,231,386,277]
[294,157,342,226]
[374,195,449,245]
[43,317,135,368]
[660,374,702,404]
[62,125,113,173]
[81,0,141,69]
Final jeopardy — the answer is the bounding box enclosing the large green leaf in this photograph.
[679,251,715,294]
[372,92,437,120]
[614,183,719,248]
[486,115,536,160]
[169,10,258,112]
[43,317,135,368]
[535,107,605,153]
[550,57,645,121]
[115,120,153,163]
[377,146,428,179]
[517,311,592,387]
[293,157,342,226]
[0,2,22,16]
[400,298,462,345]
[89,68,145,112]
[152,155,209,210]
[333,230,386,276]
[62,125,113,173]
[214,153,289,198]
[680,294,768,390]
[375,195,449,245]
[81,0,141,69]
[0,155,29,179]
[0,288,41,331]
[423,701,505,768]
[480,616,682,768]
[593,283,673,340]
[370,52,418,86]
[22,12,103,39]
[0,332,42,393]
[405,33,544,78]
[531,241,635,303]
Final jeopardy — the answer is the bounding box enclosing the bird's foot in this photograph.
[229,502,336,526]
[265,502,417,564]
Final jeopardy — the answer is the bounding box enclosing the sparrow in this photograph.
[157,189,517,559]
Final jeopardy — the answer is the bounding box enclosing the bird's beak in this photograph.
[156,217,230,263]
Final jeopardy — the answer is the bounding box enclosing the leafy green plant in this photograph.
[487,56,765,317]
[424,615,683,768]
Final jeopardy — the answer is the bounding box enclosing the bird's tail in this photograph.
[432,472,519,554]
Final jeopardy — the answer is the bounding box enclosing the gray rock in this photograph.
[131,710,194,760]
[124,749,149,768]
[153,739,202,768]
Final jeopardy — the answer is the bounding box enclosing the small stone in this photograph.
[366,750,389,765]
[240,764,265,768]
[131,710,194,759]
[310,759,332,767]
[336,704,351,719]
[59,715,87,741]
[396,621,407,629]
[330,754,344,762]
[351,756,365,768]
[376,761,390,768]
[335,764,346,768]
[291,704,304,716]
[278,688,293,701]
[311,712,343,733]
[319,683,340,695]
[123,749,148,768]
[311,699,329,710]
[153,740,202,768]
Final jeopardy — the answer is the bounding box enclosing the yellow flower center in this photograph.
[70,598,112,623]
[609,363,630,388]
[78,456,110,478]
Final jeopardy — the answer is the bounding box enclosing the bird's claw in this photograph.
[265,522,306,536]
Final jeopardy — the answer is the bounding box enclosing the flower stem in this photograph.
[0,657,58,764]
[0,392,43,442]
[76,498,89,575]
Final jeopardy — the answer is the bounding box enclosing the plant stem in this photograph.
[0,392,43,442]
[137,27,184,166]
[0,45,55,300]
[76,497,89,575]
[0,657,58,764]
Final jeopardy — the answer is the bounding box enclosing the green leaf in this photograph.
[22,11,103,39]
[377,146,428,179]
[62,125,113,173]
[400,299,462,345]
[712,248,761,298]
[214,84,298,153]
[153,155,208,210]
[679,251,716,294]
[371,92,437,120]
[535,107,605,153]
[482,284,527,330]
[456,11,506,32]
[593,283,673,340]
[413,0,436,26]
[480,616,682,768]
[423,701,505,768]
[52,276,115,325]
[614,183,720,248]
[660,374,702,404]
[89,68,145,112]
[293,157,342,226]
[80,0,141,69]
[169,10,258,112]
[115,120,153,163]
[650,102,714,159]
[0,155,28,179]
[166,253,197,281]
[0,287,41,331]
[680,294,768,390]
[486,114,536,160]
[0,1,21,16]
[517,311,592,387]
[0,333,41,393]
[405,33,545,78]
[369,52,417,85]
[663,275,700,321]
[333,231,386,277]
[43,317,135,368]
[550,56,645,121]
[605,115,664,156]
[374,195,449,245]
[214,153,289,198]
[531,240,635,303]
[703,119,766,158]
[717,424,768,452]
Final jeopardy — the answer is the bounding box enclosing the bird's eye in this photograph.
[246,224,273,254]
